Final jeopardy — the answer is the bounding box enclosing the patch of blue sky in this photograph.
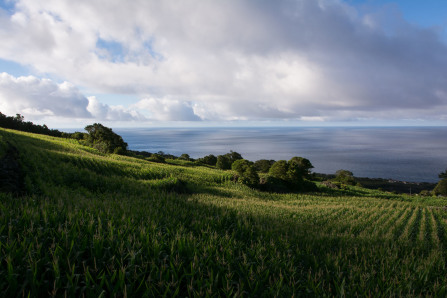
[0,0,15,15]
[346,0,447,27]
[346,0,447,42]
[0,58,30,77]
[96,38,126,63]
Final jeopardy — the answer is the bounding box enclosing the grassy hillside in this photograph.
[1,128,447,296]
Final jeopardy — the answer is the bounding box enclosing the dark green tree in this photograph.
[433,179,447,196]
[288,157,313,178]
[179,154,191,161]
[216,155,232,170]
[197,154,217,166]
[334,170,356,185]
[15,114,24,122]
[254,159,275,173]
[269,160,289,181]
[225,151,243,164]
[84,123,128,154]
[232,159,259,187]
[439,170,447,179]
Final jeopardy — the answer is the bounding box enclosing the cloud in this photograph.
[0,0,446,122]
[0,73,143,122]
[132,98,200,121]
[87,96,146,121]
[0,72,91,118]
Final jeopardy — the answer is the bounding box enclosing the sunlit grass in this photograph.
[1,127,447,296]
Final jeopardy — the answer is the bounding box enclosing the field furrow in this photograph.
[391,207,414,240]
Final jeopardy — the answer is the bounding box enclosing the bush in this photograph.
[269,160,289,181]
[179,154,191,161]
[259,176,290,193]
[232,159,259,187]
[84,123,127,154]
[433,179,447,196]
[254,159,275,173]
[333,170,356,185]
[267,158,317,192]
[288,157,314,180]
[419,190,432,197]
[216,155,232,170]
[148,154,165,163]
[197,154,218,166]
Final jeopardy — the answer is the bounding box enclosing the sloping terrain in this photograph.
[1,128,446,296]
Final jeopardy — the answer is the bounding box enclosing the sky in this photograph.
[0,0,447,128]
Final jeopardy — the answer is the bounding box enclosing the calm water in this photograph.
[116,127,447,183]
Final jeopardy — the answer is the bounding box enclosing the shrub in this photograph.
[288,157,314,180]
[148,154,165,163]
[333,170,356,185]
[433,179,447,196]
[269,160,289,181]
[197,154,217,166]
[216,155,232,170]
[254,159,275,173]
[179,153,191,161]
[84,123,127,154]
[232,159,259,187]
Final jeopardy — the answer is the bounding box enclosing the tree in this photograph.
[269,160,289,181]
[287,157,314,181]
[216,155,232,170]
[267,157,317,192]
[225,151,243,164]
[439,170,447,179]
[232,159,259,187]
[84,123,128,154]
[289,157,313,177]
[334,170,356,185]
[197,154,217,166]
[15,114,24,122]
[254,159,275,173]
[179,153,191,161]
[433,179,447,196]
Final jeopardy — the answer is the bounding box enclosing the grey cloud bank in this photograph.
[0,0,446,124]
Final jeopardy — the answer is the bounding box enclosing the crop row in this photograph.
[1,128,447,296]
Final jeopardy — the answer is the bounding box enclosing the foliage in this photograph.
[419,190,432,196]
[268,157,316,191]
[2,128,447,296]
[179,153,191,161]
[225,150,243,164]
[288,156,314,179]
[231,159,259,187]
[433,178,447,196]
[216,154,232,170]
[147,153,166,163]
[269,160,289,181]
[334,169,356,185]
[439,170,447,179]
[197,154,217,166]
[0,112,64,137]
[84,123,128,154]
[254,159,275,173]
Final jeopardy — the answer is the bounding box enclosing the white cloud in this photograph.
[0,0,446,123]
[0,72,91,118]
[132,98,200,121]
[87,96,145,121]
[0,73,142,122]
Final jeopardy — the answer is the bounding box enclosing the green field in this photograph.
[1,128,447,296]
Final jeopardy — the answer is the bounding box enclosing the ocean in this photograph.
[115,126,447,183]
